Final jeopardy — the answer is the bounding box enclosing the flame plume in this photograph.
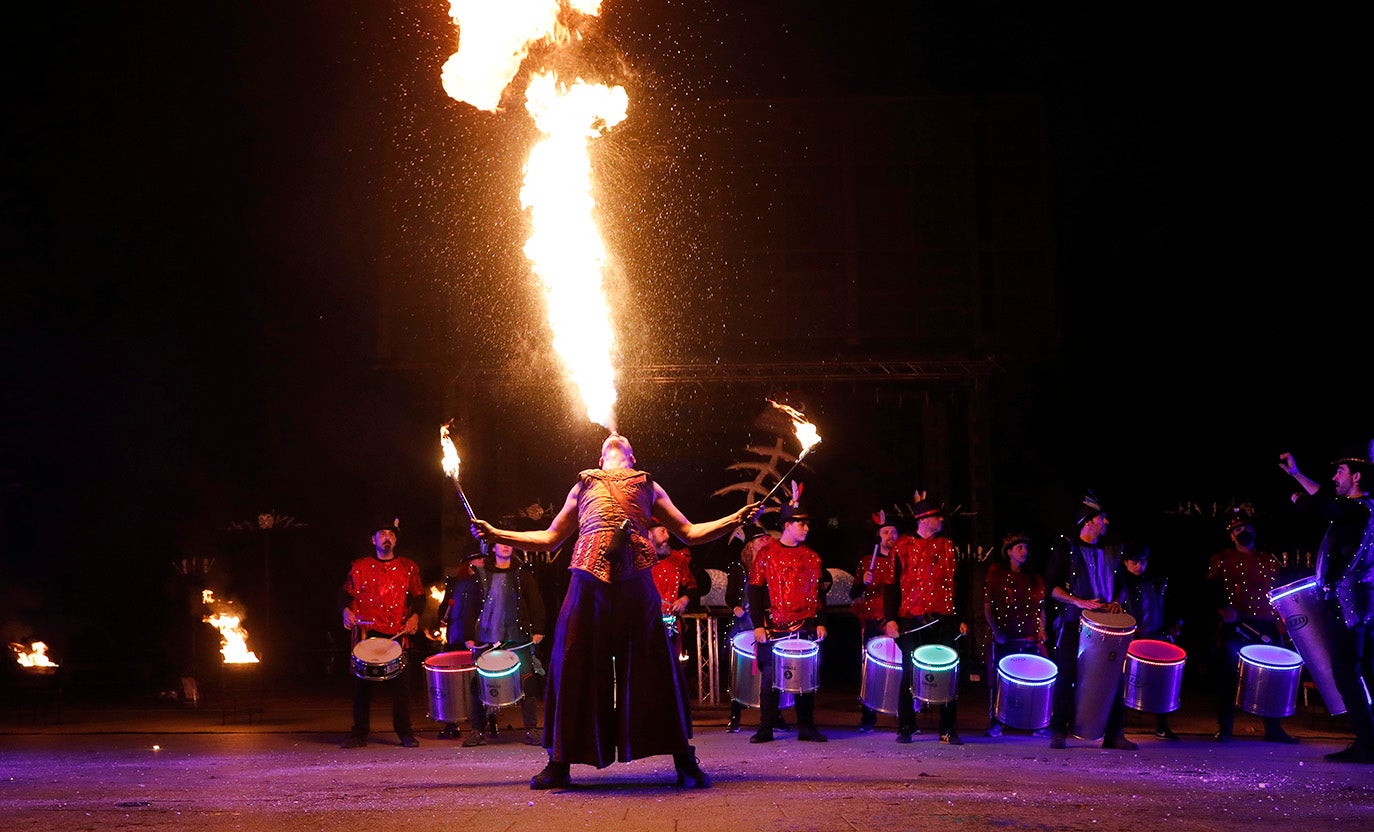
[202,590,260,664]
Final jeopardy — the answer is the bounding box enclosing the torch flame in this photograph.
[766,398,822,457]
[430,584,446,603]
[201,590,260,664]
[10,641,58,668]
[440,422,461,479]
[442,2,622,430]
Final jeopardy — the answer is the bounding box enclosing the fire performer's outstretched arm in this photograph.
[470,483,583,551]
[653,485,760,547]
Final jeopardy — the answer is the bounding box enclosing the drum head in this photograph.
[998,653,1057,684]
[773,639,819,659]
[1081,610,1137,634]
[913,643,958,670]
[1127,639,1186,664]
[1266,576,1319,604]
[1239,643,1303,670]
[354,638,401,662]
[424,650,474,670]
[476,648,520,676]
[731,630,757,658]
[865,636,903,667]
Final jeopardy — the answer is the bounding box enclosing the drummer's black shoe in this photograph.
[797,726,828,742]
[530,761,571,790]
[985,722,1003,738]
[1102,734,1139,751]
[399,735,420,748]
[522,731,542,746]
[341,735,367,749]
[673,746,712,788]
[437,725,460,740]
[749,729,774,744]
[726,713,741,733]
[1213,730,1232,743]
[462,732,487,747]
[775,715,791,732]
[1324,743,1374,763]
[1264,726,1299,744]
[1049,731,1067,749]
[896,730,914,744]
[1154,728,1180,741]
[857,722,875,734]
[939,732,963,746]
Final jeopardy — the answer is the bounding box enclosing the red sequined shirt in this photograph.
[893,534,958,618]
[749,539,823,629]
[342,555,424,644]
[984,562,1045,641]
[652,549,697,614]
[1206,547,1280,622]
[850,549,897,623]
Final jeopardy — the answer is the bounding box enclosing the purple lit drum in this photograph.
[860,636,904,715]
[994,653,1057,730]
[1236,644,1303,718]
[729,631,795,709]
[913,644,959,705]
[1123,639,1186,714]
[773,638,821,694]
[1267,576,1360,715]
[423,650,475,722]
[1072,610,1136,740]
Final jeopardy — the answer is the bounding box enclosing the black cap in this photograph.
[909,494,945,522]
[1075,490,1104,527]
[1225,507,1254,533]
[780,502,810,523]
[370,517,399,536]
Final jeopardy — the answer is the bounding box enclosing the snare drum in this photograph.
[351,637,405,681]
[860,636,904,715]
[729,631,795,709]
[1123,639,1186,714]
[423,650,475,722]
[1072,610,1136,740]
[476,648,523,708]
[912,644,960,704]
[1237,643,1303,718]
[773,638,821,694]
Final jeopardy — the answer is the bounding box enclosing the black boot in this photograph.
[530,760,571,790]
[673,746,711,788]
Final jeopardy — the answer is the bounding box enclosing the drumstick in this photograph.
[1238,622,1272,644]
[897,618,940,637]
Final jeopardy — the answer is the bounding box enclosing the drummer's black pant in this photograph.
[1049,623,1125,739]
[756,636,818,730]
[350,658,413,739]
[897,615,958,736]
[1324,600,1374,750]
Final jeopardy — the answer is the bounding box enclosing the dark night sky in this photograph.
[2,3,1371,663]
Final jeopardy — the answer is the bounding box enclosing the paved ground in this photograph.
[2,676,1372,832]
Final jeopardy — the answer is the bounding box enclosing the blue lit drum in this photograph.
[994,653,1057,730]
[1236,644,1303,718]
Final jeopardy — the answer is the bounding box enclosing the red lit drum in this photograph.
[475,648,523,708]
[1123,639,1186,714]
[994,653,1057,730]
[1237,644,1303,718]
[351,637,405,681]
[773,638,821,694]
[729,631,794,709]
[860,636,904,715]
[423,650,475,722]
[1072,610,1136,741]
[913,644,959,705]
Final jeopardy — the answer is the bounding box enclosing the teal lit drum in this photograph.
[860,637,905,715]
[994,653,1057,730]
[1123,639,1186,713]
[772,638,821,694]
[729,631,795,709]
[1237,644,1303,718]
[912,644,960,704]
[1072,610,1136,740]
[475,648,523,708]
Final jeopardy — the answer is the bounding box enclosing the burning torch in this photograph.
[439,421,478,521]
[756,399,822,508]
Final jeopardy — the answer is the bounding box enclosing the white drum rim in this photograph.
[1238,643,1303,670]
[997,654,1057,684]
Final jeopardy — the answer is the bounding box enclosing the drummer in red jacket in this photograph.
[747,494,829,744]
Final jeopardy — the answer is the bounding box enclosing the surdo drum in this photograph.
[1072,610,1136,741]
[994,653,1057,730]
[422,650,475,722]
[1236,643,1303,718]
[475,648,523,708]
[1123,639,1186,714]
[1267,576,1364,715]
[772,638,821,694]
[351,637,405,681]
[860,636,905,715]
[729,631,795,709]
[912,643,960,705]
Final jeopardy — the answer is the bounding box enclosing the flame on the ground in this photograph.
[442,1,622,430]
[201,590,260,664]
[766,398,822,456]
[10,641,58,668]
[440,422,461,479]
